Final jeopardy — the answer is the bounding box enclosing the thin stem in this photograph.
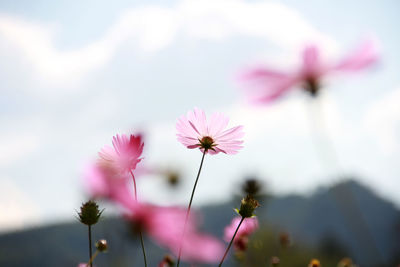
[176,150,207,267]
[87,250,99,266]
[88,225,93,267]
[129,170,148,267]
[139,230,148,267]
[218,216,245,267]
[130,170,138,201]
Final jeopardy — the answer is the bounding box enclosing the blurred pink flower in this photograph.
[77,264,88,267]
[98,134,144,174]
[240,39,379,103]
[224,217,259,251]
[125,202,224,263]
[83,162,134,208]
[176,108,244,155]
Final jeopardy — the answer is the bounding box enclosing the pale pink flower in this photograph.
[77,264,88,267]
[176,108,244,155]
[83,162,134,209]
[124,202,224,263]
[224,217,259,251]
[98,134,144,174]
[240,39,379,103]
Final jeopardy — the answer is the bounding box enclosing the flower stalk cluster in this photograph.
[76,38,380,266]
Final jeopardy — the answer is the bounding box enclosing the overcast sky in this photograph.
[0,0,399,232]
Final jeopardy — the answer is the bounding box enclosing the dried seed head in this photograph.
[78,200,103,226]
[238,195,260,218]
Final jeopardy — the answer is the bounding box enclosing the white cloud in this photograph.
[364,87,400,155]
[0,0,335,88]
[0,178,41,232]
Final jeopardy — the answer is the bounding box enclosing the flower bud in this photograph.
[159,255,175,267]
[309,259,321,267]
[78,200,103,226]
[279,232,291,248]
[238,195,260,218]
[337,258,354,267]
[95,239,108,252]
[165,170,180,186]
[271,256,280,266]
[242,178,262,197]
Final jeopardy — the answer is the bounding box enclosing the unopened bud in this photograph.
[78,200,103,226]
[166,170,180,186]
[271,256,280,266]
[279,232,290,248]
[242,178,262,197]
[159,255,175,267]
[238,195,260,218]
[309,259,321,267]
[95,239,108,252]
[337,258,354,267]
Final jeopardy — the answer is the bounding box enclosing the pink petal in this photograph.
[302,45,321,73]
[208,112,229,137]
[334,39,379,72]
[224,217,259,243]
[240,67,299,104]
[176,108,244,155]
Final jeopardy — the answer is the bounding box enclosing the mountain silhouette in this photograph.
[0,179,398,267]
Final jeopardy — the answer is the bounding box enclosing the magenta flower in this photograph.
[125,202,224,263]
[224,217,259,251]
[98,134,144,174]
[240,39,379,103]
[83,162,135,209]
[176,108,244,155]
[98,133,144,200]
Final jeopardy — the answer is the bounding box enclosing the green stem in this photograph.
[176,150,207,267]
[218,216,245,267]
[88,225,93,267]
[87,250,99,266]
[130,170,147,267]
[139,230,148,267]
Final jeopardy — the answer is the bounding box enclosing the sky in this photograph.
[0,0,399,232]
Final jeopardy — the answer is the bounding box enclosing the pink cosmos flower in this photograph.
[98,134,144,174]
[176,108,244,155]
[83,162,135,209]
[224,217,259,251]
[124,202,224,263]
[240,39,379,103]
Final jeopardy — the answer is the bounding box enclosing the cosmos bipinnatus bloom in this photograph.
[240,39,379,103]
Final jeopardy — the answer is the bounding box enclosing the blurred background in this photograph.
[0,0,399,266]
